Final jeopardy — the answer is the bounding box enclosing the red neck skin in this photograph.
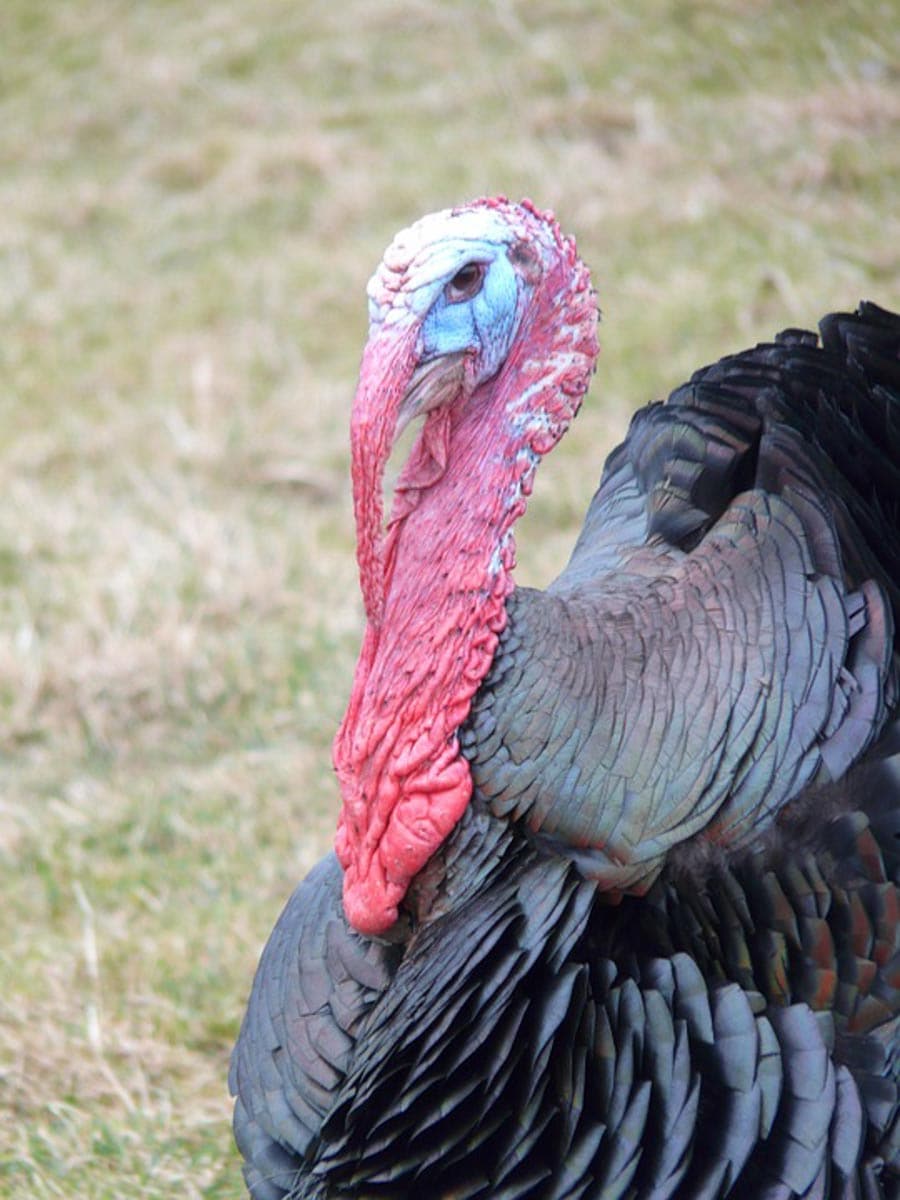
[333,240,598,936]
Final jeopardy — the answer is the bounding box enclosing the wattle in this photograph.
[332,475,515,934]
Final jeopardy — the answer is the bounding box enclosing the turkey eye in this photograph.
[445,262,485,304]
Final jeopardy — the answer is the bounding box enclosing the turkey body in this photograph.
[231,201,900,1200]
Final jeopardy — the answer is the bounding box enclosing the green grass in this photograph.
[1,0,898,1194]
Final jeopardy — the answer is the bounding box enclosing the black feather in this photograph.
[233,302,900,1198]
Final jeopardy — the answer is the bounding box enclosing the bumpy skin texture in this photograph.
[232,303,900,1200]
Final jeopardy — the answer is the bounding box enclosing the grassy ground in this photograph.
[1,1,898,1195]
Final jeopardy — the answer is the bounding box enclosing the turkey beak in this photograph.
[396,351,468,438]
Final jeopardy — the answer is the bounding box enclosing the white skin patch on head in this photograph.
[367,207,519,328]
[366,207,546,393]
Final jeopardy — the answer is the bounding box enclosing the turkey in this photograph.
[230,198,900,1200]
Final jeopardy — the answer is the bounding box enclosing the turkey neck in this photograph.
[333,393,536,935]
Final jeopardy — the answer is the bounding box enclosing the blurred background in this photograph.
[2,1,898,1195]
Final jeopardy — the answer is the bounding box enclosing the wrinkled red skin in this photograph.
[333,200,599,935]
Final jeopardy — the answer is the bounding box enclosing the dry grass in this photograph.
[1,0,898,1194]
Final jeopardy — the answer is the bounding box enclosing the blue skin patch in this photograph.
[419,245,524,386]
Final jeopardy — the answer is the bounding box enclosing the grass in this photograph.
[1,0,898,1194]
